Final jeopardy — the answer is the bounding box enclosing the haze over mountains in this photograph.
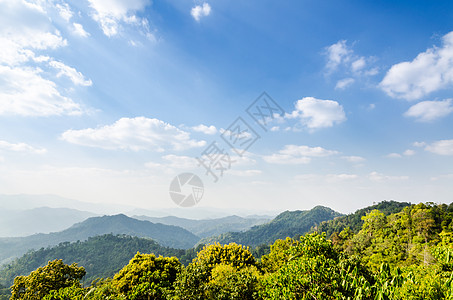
[0,214,199,265]
[0,200,418,294]
[0,197,344,267]
[134,215,270,239]
[0,207,96,237]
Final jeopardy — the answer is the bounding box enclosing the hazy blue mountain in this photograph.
[0,194,135,214]
[0,214,200,266]
[200,206,343,247]
[126,207,278,220]
[0,207,96,237]
[133,215,271,238]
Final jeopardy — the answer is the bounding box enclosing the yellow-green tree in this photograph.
[174,243,260,299]
[111,252,181,300]
[10,259,85,300]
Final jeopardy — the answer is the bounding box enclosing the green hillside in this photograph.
[4,202,453,299]
[200,205,343,247]
[0,214,200,265]
[316,200,411,237]
[0,234,200,293]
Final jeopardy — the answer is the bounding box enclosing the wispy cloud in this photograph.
[0,140,46,154]
[87,0,151,37]
[404,99,453,122]
[191,3,211,22]
[425,139,453,155]
[380,31,453,100]
[263,144,338,164]
[61,117,206,151]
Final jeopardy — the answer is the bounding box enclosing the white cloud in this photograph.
[228,169,262,177]
[56,3,73,22]
[61,117,206,151]
[326,173,358,182]
[192,124,217,135]
[342,155,365,163]
[335,78,355,90]
[413,141,426,147]
[49,60,92,86]
[293,173,358,182]
[351,57,366,72]
[0,140,46,154]
[263,144,338,164]
[0,0,88,116]
[404,99,453,122]
[368,171,409,182]
[191,3,211,22]
[324,40,376,78]
[425,139,453,155]
[87,0,151,37]
[380,31,453,100]
[325,40,352,72]
[403,149,415,156]
[431,174,453,181]
[270,126,280,132]
[73,23,90,37]
[286,97,346,129]
[145,154,198,173]
[0,65,83,116]
[386,149,415,158]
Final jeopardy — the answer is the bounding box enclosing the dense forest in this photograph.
[3,201,453,299]
[201,205,343,247]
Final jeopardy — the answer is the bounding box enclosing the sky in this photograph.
[0,0,453,214]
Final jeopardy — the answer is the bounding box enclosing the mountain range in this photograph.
[0,214,199,265]
[200,205,344,247]
[133,215,270,238]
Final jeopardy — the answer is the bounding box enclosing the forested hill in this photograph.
[316,200,411,237]
[0,234,199,287]
[133,215,271,238]
[200,205,343,247]
[0,214,200,265]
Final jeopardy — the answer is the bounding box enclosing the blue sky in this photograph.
[0,0,453,214]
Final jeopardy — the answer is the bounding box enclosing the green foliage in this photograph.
[112,252,181,300]
[174,243,259,299]
[4,201,453,299]
[261,233,355,299]
[0,234,194,288]
[42,284,85,300]
[318,200,411,237]
[201,206,343,247]
[10,259,85,300]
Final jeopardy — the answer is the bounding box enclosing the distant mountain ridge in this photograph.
[133,215,271,238]
[0,207,96,237]
[0,214,200,266]
[200,205,343,247]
